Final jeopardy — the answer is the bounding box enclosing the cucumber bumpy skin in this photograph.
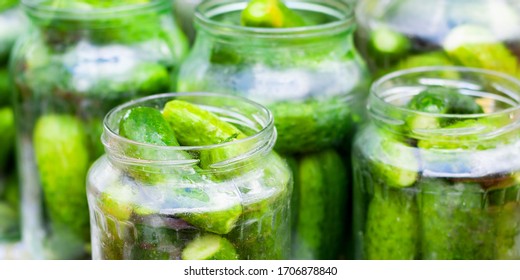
[419,180,494,260]
[182,234,238,260]
[371,136,418,189]
[33,114,90,258]
[118,106,201,183]
[364,186,418,260]
[292,149,347,260]
[268,98,352,153]
[162,99,248,169]
[240,0,307,28]
[405,86,484,132]
[443,25,519,78]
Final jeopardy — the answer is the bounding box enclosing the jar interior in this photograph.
[376,68,520,114]
[198,0,353,28]
[103,93,274,170]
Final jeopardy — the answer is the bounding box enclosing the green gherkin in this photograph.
[33,114,90,259]
[182,234,238,260]
[268,99,352,153]
[418,180,493,260]
[240,0,307,28]
[443,25,519,77]
[364,186,418,260]
[292,149,347,259]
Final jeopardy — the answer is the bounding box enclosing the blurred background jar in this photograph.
[88,93,292,260]
[178,0,370,260]
[172,0,202,43]
[355,0,520,78]
[353,67,520,259]
[0,0,27,259]
[10,0,188,259]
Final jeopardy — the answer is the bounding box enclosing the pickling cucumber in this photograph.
[182,234,238,260]
[364,185,418,260]
[33,114,91,258]
[292,149,347,260]
[240,0,307,28]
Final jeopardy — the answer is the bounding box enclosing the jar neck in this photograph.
[23,0,171,29]
[194,0,355,49]
[102,93,276,174]
[368,67,520,143]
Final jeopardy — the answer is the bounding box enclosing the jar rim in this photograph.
[370,66,520,119]
[22,0,170,21]
[103,92,275,156]
[194,0,355,39]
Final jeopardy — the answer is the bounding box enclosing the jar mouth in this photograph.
[194,0,355,39]
[22,0,169,21]
[102,92,275,167]
[368,66,520,137]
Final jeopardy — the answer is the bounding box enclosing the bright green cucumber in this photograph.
[292,149,347,260]
[419,180,493,260]
[182,234,238,260]
[162,100,248,169]
[240,0,307,28]
[364,185,418,260]
[33,114,90,258]
[443,25,519,77]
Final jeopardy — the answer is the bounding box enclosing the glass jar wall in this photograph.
[178,0,370,259]
[172,0,202,43]
[0,0,27,255]
[10,0,188,259]
[355,0,520,78]
[87,93,292,260]
[353,67,520,260]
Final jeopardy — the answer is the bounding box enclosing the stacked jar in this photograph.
[0,0,27,258]
[355,0,520,77]
[178,0,370,259]
[87,93,292,260]
[10,0,188,259]
[353,67,520,260]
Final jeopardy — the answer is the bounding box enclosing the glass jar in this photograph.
[11,0,188,259]
[355,0,520,78]
[0,1,26,255]
[353,67,520,260]
[178,0,370,260]
[87,93,292,260]
[172,0,202,43]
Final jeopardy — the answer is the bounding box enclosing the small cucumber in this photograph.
[443,25,519,77]
[162,100,247,168]
[240,0,307,28]
[371,134,418,188]
[364,186,418,260]
[119,107,179,146]
[292,149,347,260]
[173,187,243,235]
[34,114,90,256]
[119,106,199,183]
[182,234,238,260]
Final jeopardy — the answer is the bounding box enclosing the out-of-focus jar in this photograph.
[178,0,370,259]
[356,0,520,78]
[0,0,27,256]
[87,93,292,260]
[172,0,202,43]
[353,67,520,260]
[10,0,188,259]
